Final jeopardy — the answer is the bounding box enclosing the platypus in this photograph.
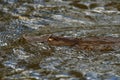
[23,35,120,51]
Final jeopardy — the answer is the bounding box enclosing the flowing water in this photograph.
[0,0,120,80]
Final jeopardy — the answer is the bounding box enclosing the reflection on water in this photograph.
[0,0,120,80]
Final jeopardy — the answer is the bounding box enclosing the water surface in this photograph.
[0,0,120,80]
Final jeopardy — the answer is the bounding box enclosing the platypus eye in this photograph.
[48,35,59,42]
[48,38,54,41]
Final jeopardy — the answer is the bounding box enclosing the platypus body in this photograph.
[23,35,120,51]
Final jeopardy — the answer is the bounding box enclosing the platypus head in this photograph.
[47,35,78,46]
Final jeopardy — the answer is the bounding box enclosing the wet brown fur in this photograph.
[23,35,120,51]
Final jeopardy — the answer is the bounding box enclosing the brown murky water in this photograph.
[0,0,120,80]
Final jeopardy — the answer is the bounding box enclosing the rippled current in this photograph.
[0,0,120,80]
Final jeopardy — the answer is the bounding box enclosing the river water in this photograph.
[0,0,120,80]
